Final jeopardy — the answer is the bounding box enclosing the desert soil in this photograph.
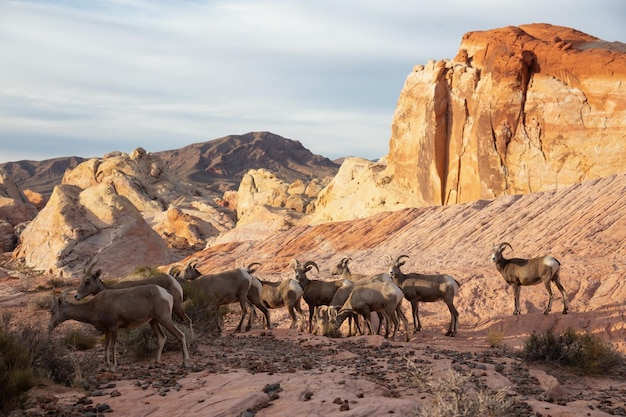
[2,269,626,417]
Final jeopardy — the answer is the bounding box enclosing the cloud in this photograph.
[0,0,623,163]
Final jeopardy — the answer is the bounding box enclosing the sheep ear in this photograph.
[94,269,102,279]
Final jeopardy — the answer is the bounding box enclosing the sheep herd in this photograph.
[48,242,568,371]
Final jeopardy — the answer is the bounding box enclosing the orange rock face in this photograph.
[388,24,626,206]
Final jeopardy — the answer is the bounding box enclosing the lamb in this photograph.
[49,286,190,372]
[328,281,410,342]
[75,262,194,339]
[389,255,460,337]
[290,259,351,333]
[490,242,569,315]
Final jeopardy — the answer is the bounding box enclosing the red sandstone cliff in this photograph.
[387,24,626,206]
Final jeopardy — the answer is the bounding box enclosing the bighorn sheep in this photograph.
[75,262,194,339]
[330,257,392,284]
[328,281,410,342]
[328,257,391,335]
[258,275,305,330]
[290,259,351,333]
[184,266,254,335]
[49,286,190,372]
[490,242,569,315]
[389,255,460,337]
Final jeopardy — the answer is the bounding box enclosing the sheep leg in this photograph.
[257,303,272,330]
[381,311,393,339]
[396,304,410,342]
[445,299,459,337]
[363,313,374,336]
[106,328,119,372]
[234,298,249,333]
[543,281,554,315]
[175,306,194,340]
[512,284,522,315]
[158,318,190,367]
[307,305,316,333]
[375,312,384,335]
[553,275,569,314]
[150,320,167,364]
[103,330,114,371]
[410,300,422,332]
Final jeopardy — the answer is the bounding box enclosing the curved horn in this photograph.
[246,262,262,273]
[185,257,199,268]
[394,254,410,266]
[167,263,181,275]
[303,260,319,274]
[85,261,97,275]
[289,259,300,269]
[341,257,351,267]
[498,242,513,253]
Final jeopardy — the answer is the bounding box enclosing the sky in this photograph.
[0,1,624,163]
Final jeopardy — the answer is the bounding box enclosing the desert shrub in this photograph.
[523,327,623,375]
[0,326,38,411]
[118,326,158,360]
[45,278,74,289]
[132,265,161,278]
[406,359,515,417]
[62,331,98,351]
[486,329,506,350]
[28,292,53,310]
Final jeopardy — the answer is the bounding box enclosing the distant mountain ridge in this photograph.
[0,132,340,196]
[156,131,339,194]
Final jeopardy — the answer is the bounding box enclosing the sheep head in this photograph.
[49,288,73,333]
[330,257,351,276]
[389,254,409,281]
[491,242,513,263]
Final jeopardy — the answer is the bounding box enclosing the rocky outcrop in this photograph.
[0,169,38,251]
[14,183,170,278]
[310,157,426,224]
[62,147,186,212]
[388,24,626,206]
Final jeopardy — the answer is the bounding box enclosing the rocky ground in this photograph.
[2,270,626,417]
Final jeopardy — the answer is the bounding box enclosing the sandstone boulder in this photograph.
[151,206,220,249]
[14,183,170,278]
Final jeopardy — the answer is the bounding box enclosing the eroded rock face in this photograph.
[14,183,170,278]
[0,169,38,251]
[310,157,426,224]
[62,148,178,212]
[387,24,626,205]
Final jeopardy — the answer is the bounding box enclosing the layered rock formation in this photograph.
[0,169,38,251]
[388,24,626,205]
[14,183,170,278]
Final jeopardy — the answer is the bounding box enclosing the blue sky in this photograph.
[1,0,624,163]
